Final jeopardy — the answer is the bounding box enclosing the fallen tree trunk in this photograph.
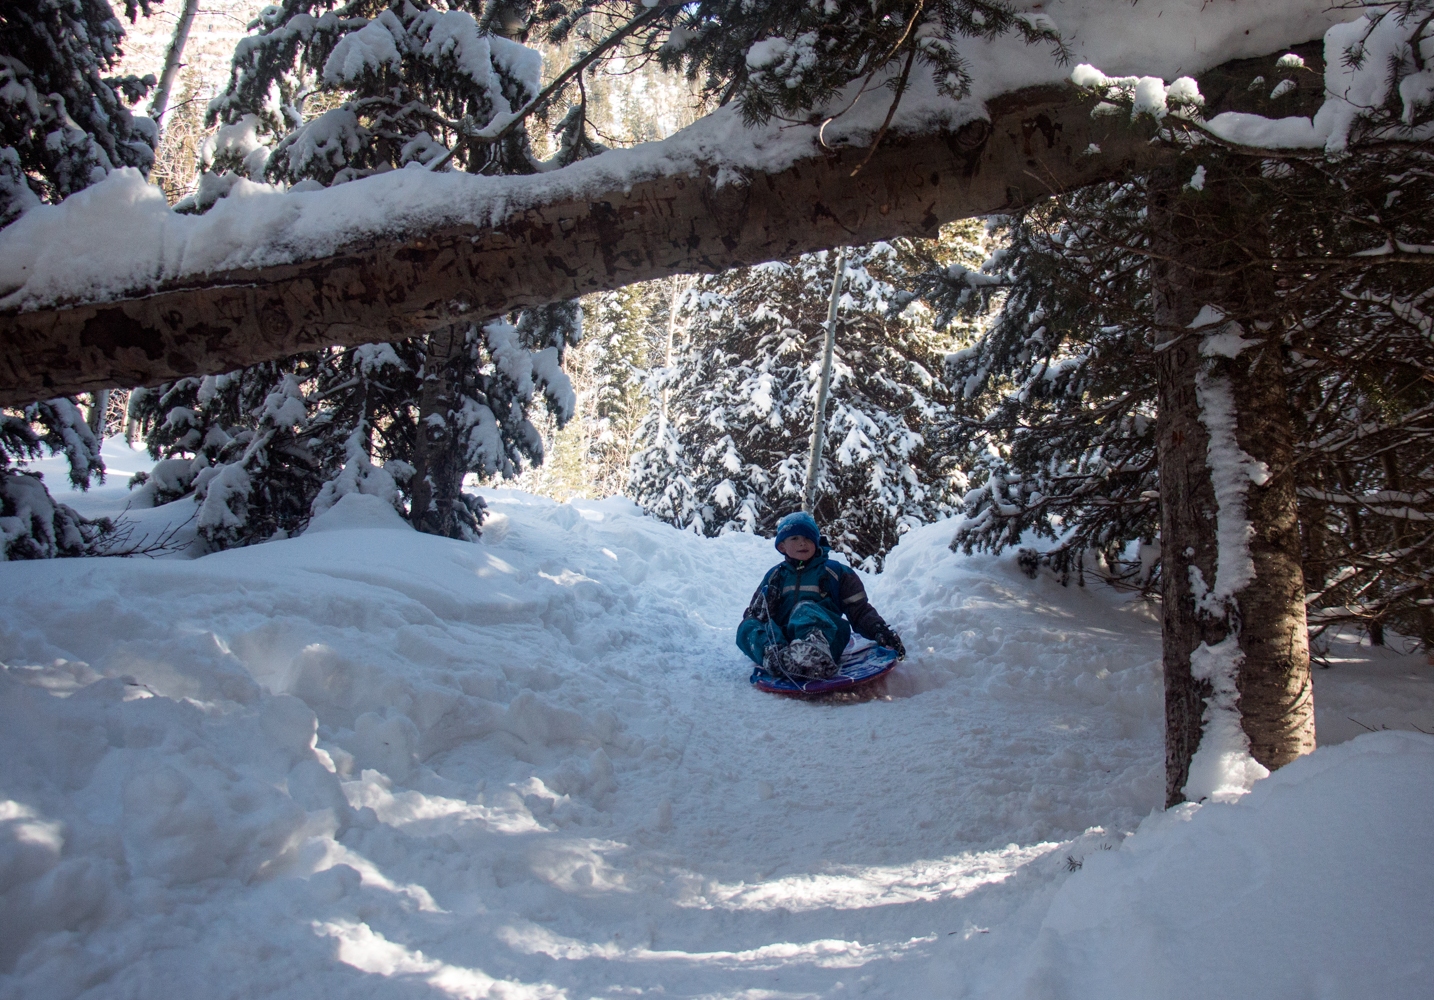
[0,45,1320,407]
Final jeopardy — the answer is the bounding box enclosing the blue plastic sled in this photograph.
[751,643,901,697]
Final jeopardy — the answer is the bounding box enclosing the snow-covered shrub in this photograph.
[0,400,111,560]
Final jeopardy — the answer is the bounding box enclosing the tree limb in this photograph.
[0,43,1327,406]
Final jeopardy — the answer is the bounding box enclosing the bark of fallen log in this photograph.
[0,45,1321,406]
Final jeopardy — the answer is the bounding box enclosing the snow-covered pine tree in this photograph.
[127,356,329,549]
[919,45,1434,647]
[586,284,657,494]
[530,0,1063,133]
[0,0,158,226]
[137,0,582,545]
[906,27,1434,799]
[631,234,978,570]
[129,302,580,548]
[1268,64,1434,652]
[0,401,112,560]
[0,0,158,558]
[914,187,1162,590]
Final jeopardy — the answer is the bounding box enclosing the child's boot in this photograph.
[787,634,838,678]
[761,641,790,676]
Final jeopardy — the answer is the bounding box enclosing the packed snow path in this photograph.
[2,464,1432,999]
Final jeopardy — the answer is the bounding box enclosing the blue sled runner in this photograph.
[751,643,901,697]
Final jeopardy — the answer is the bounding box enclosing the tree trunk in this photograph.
[659,275,689,425]
[148,0,201,129]
[408,326,467,537]
[87,389,109,438]
[1299,468,1331,619]
[1149,163,1315,808]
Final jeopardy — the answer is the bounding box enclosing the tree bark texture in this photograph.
[1150,163,1315,808]
[86,389,108,437]
[0,43,1324,407]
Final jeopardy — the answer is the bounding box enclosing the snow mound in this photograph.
[303,492,411,534]
[1019,731,1434,999]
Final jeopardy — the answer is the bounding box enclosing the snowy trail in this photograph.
[2,454,1432,998]
[1,485,1164,997]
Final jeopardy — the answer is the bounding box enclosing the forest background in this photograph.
[31,0,993,574]
[6,0,1433,679]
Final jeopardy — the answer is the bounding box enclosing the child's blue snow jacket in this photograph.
[741,545,889,639]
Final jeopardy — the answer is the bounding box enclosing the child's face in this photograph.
[778,535,817,561]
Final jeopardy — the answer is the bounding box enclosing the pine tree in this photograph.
[0,0,158,226]
[0,0,157,558]
[631,233,978,569]
[923,188,1161,589]
[0,401,112,560]
[587,284,657,494]
[929,50,1434,641]
[909,27,1434,800]
[133,0,585,546]
[128,302,581,549]
[127,356,330,548]
[531,0,1063,130]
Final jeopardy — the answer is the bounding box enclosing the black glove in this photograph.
[875,626,905,658]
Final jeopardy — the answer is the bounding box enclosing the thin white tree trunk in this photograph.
[659,274,692,428]
[148,0,201,130]
[804,248,846,514]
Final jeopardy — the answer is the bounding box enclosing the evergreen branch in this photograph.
[429,2,668,173]
[875,0,927,68]
[1271,250,1434,268]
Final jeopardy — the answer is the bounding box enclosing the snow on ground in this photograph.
[35,436,204,556]
[2,448,1432,999]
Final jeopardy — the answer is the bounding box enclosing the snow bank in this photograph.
[304,491,412,533]
[0,0,1338,313]
[1017,731,1434,1000]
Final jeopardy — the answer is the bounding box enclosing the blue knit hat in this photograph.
[774,511,820,550]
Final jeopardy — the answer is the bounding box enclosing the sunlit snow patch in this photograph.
[317,919,564,999]
[496,920,937,972]
[690,842,1061,912]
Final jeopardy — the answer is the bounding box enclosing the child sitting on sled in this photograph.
[737,511,905,679]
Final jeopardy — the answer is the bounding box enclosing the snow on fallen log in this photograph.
[0,0,1337,405]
